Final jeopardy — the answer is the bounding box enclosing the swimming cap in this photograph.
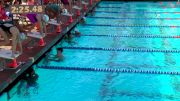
[5,11,10,17]
[20,33,27,40]
[42,14,49,23]
[63,9,68,14]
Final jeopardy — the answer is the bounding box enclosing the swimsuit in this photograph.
[26,14,37,24]
[26,1,38,24]
[0,23,14,35]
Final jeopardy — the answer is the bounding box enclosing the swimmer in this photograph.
[0,1,22,57]
[45,3,63,20]
[64,33,73,42]
[24,0,47,36]
[21,68,39,96]
[74,29,81,37]
[80,17,86,24]
[45,48,64,63]
[64,33,77,46]
[26,69,39,87]
[0,23,23,57]
[22,68,39,86]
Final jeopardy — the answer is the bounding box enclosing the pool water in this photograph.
[7,1,180,101]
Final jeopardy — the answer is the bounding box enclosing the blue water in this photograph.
[86,17,180,26]
[77,25,180,35]
[93,12,180,18]
[7,1,180,101]
[95,7,180,11]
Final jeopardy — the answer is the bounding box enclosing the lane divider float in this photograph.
[88,16,180,20]
[85,24,180,28]
[62,46,180,53]
[81,34,180,38]
[38,65,180,75]
[95,11,180,14]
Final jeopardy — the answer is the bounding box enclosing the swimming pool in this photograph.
[6,1,180,101]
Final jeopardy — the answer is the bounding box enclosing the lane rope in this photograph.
[97,6,180,9]
[88,16,180,20]
[100,2,179,5]
[62,46,180,53]
[85,24,180,28]
[95,11,180,14]
[38,65,180,75]
[81,34,180,38]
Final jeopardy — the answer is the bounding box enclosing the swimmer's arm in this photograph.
[47,56,64,62]
[45,53,57,59]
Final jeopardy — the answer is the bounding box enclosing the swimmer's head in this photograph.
[6,12,10,17]
[81,17,86,23]
[42,14,49,23]
[57,48,63,52]
[82,17,86,20]
[68,34,73,38]
[63,9,68,14]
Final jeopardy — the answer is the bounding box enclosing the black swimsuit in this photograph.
[0,24,13,35]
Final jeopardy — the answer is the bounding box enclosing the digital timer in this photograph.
[10,5,44,14]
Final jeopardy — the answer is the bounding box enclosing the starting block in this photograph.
[0,48,20,59]
[0,48,21,69]
[61,13,73,17]
[27,32,46,46]
[48,19,62,33]
[73,6,82,10]
[48,19,61,26]
[27,32,45,39]
[61,13,74,24]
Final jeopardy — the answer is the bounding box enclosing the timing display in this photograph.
[10,5,44,14]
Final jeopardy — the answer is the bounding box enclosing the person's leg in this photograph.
[10,27,19,56]
[16,28,23,54]
[10,26,23,55]
[0,28,10,46]
[36,14,45,36]
[42,21,47,35]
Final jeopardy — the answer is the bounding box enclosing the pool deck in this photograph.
[0,1,100,94]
